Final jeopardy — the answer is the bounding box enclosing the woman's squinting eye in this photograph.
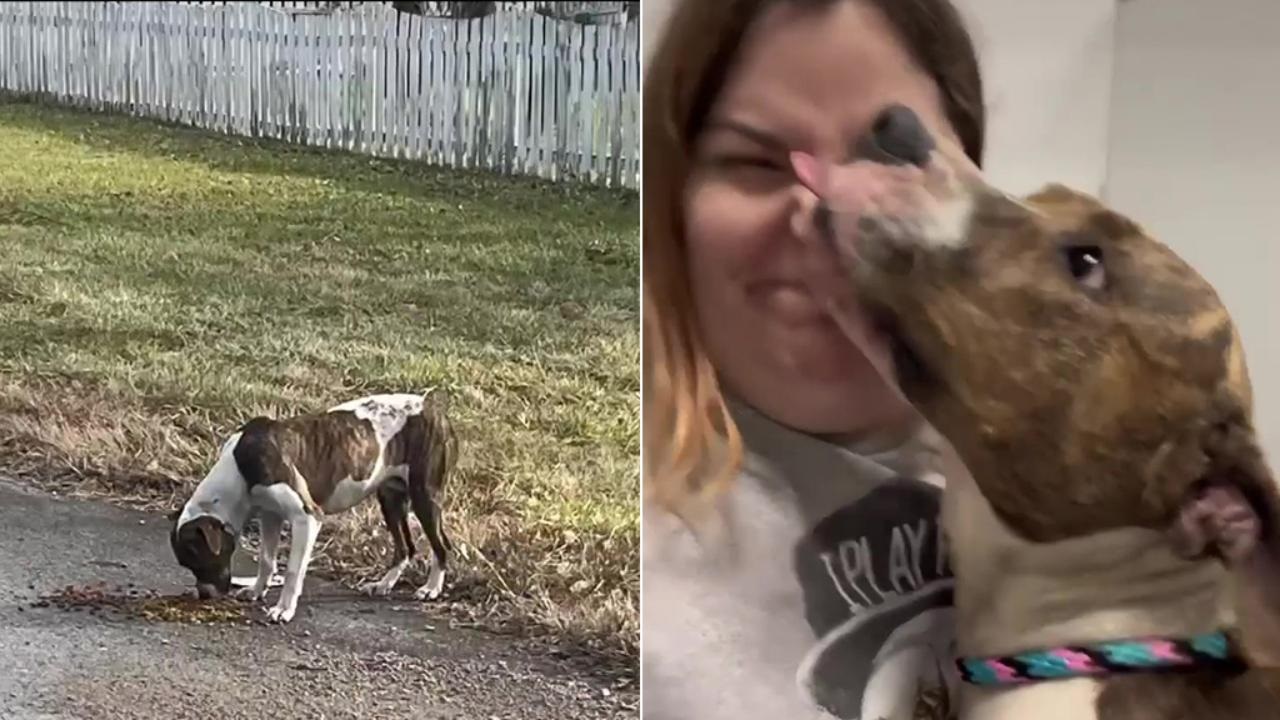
[1062,244,1106,291]
[710,153,782,172]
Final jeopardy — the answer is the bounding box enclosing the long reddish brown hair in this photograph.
[643,0,987,519]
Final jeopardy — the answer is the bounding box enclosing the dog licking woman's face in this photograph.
[169,515,235,599]
[793,105,1280,665]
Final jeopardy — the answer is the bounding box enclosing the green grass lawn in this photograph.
[0,101,639,655]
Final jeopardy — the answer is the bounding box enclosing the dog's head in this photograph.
[809,104,1274,546]
[167,509,235,599]
[806,103,1280,662]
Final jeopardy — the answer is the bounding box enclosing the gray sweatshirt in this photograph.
[642,399,957,720]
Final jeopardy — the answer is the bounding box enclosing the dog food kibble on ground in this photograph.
[32,582,250,624]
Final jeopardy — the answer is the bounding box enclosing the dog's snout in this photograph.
[855,104,935,168]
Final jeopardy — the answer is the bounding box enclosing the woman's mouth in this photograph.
[748,280,828,320]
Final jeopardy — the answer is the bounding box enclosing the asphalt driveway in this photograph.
[0,478,635,720]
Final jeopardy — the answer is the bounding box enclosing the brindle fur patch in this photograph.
[233,413,380,512]
[873,183,1258,544]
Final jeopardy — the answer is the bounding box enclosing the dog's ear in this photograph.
[198,521,223,556]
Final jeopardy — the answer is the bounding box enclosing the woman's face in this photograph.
[684,0,968,438]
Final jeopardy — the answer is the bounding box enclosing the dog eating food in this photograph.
[169,390,458,624]
[794,104,1280,719]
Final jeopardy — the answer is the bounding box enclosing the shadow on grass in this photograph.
[3,227,630,362]
[0,101,639,361]
[0,99,638,223]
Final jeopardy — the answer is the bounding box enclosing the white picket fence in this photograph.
[0,2,640,189]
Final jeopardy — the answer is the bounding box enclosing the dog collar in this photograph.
[956,631,1245,686]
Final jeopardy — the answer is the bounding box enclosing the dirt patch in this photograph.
[30,582,251,624]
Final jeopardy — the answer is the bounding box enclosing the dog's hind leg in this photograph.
[235,512,283,602]
[359,481,414,597]
[435,500,454,554]
[408,425,454,602]
[410,489,449,601]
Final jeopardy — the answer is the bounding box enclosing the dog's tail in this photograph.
[429,411,457,555]
[439,425,458,555]
[422,386,451,413]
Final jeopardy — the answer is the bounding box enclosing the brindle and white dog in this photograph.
[794,105,1280,719]
[168,389,457,624]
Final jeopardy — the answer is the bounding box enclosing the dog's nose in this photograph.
[854,104,935,168]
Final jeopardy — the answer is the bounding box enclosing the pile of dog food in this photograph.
[30,581,250,624]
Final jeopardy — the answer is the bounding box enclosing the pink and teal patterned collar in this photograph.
[956,631,1246,686]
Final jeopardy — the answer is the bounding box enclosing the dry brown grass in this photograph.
[0,368,637,657]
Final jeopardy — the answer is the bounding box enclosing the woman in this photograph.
[642,1,986,719]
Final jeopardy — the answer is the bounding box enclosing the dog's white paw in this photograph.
[412,584,441,601]
[413,567,445,601]
[265,603,296,623]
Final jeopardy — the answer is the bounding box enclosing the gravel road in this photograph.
[0,478,637,720]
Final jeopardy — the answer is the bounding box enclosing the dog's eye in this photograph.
[1063,245,1105,290]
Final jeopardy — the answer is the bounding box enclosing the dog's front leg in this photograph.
[265,512,321,624]
[235,513,283,602]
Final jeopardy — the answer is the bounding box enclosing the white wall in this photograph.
[1104,0,1280,462]
[955,0,1117,197]
[641,0,1280,464]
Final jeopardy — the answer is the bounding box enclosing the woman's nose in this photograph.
[854,103,934,168]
